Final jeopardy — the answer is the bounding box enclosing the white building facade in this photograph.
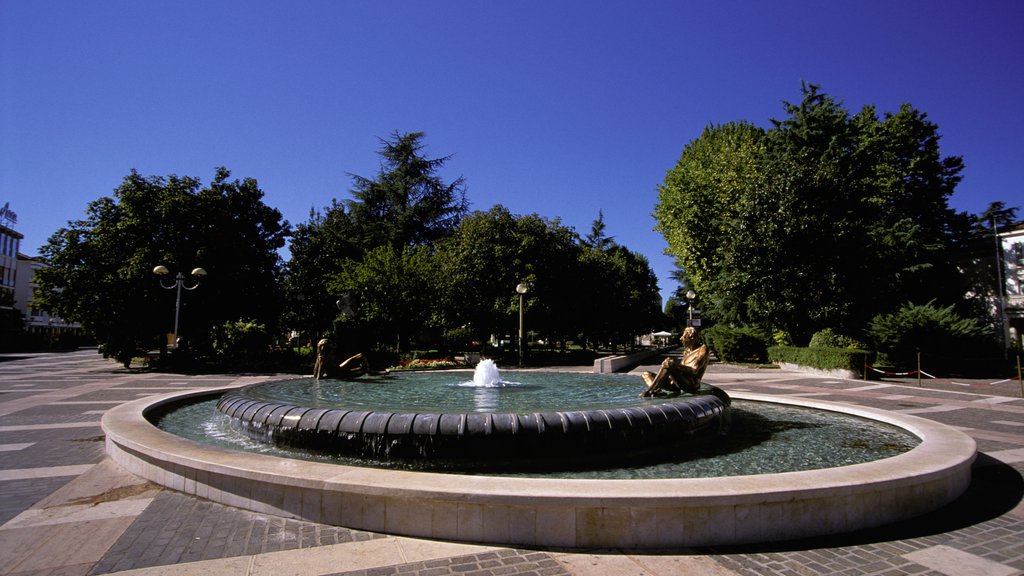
[999,222,1024,351]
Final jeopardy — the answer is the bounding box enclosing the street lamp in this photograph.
[154,265,207,348]
[686,289,697,327]
[516,282,529,368]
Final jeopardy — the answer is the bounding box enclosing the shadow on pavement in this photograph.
[702,452,1023,554]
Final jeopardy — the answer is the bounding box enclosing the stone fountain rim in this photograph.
[102,381,976,547]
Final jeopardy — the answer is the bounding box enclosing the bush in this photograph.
[769,345,873,373]
[211,319,273,365]
[808,328,867,350]
[704,325,769,363]
[868,301,992,371]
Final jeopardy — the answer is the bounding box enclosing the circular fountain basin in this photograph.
[214,373,731,470]
[102,381,976,548]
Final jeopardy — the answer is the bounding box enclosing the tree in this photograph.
[435,205,661,353]
[345,131,469,253]
[575,245,662,350]
[328,245,439,351]
[655,84,973,343]
[434,206,580,348]
[35,168,289,365]
[282,201,362,344]
[654,121,767,326]
[285,132,469,350]
[583,210,616,251]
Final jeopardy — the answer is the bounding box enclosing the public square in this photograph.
[1,349,1021,576]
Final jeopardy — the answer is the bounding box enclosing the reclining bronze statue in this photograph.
[639,327,709,397]
[313,338,382,379]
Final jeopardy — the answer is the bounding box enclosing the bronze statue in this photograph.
[314,338,385,379]
[639,327,709,397]
[313,338,338,379]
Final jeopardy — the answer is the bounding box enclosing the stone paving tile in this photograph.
[3,350,1024,576]
[0,476,76,525]
[89,490,386,575]
[0,430,104,470]
[324,549,571,576]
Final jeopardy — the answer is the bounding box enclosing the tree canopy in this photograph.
[35,168,289,363]
[655,83,972,344]
[345,131,469,253]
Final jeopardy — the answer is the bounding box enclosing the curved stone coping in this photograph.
[103,386,976,549]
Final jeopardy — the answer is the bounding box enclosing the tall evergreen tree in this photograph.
[345,131,469,253]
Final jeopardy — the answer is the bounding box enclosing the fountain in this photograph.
[472,358,502,386]
[213,361,732,471]
[102,357,976,548]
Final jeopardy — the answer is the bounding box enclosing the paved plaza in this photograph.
[0,348,1022,575]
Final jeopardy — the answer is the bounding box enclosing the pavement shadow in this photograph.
[702,452,1023,554]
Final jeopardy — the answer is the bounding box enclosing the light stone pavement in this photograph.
[0,348,1021,576]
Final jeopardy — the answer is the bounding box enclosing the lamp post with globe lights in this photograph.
[153,266,207,348]
[516,282,529,368]
[686,289,697,327]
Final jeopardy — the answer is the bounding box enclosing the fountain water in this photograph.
[214,361,732,471]
[471,358,503,387]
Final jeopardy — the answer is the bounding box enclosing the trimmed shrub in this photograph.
[704,325,769,363]
[808,328,867,350]
[769,345,873,374]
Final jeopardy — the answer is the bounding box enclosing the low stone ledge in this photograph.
[778,362,860,380]
[102,389,976,549]
[594,348,667,373]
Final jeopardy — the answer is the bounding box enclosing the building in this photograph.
[1,205,83,345]
[15,253,82,337]
[0,223,22,305]
[999,221,1024,351]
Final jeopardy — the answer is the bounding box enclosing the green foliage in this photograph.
[329,245,439,349]
[663,296,689,329]
[286,132,467,350]
[282,201,362,342]
[575,245,662,350]
[434,206,580,346]
[211,319,273,364]
[704,325,769,363]
[35,168,289,359]
[808,328,867,350]
[771,330,794,347]
[345,131,468,252]
[868,301,992,368]
[768,345,872,373]
[285,134,664,355]
[655,83,977,343]
[433,205,662,352]
[582,209,616,251]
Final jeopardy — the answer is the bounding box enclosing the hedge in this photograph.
[768,345,874,373]
[704,325,769,363]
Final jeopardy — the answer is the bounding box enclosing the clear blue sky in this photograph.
[3,1,1022,306]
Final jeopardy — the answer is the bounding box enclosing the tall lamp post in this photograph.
[154,265,207,348]
[516,282,529,368]
[686,289,697,327]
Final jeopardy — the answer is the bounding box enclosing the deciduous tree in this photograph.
[36,168,289,364]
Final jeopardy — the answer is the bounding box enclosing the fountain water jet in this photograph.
[471,358,503,387]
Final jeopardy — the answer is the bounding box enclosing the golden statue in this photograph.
[639,327,709,397]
